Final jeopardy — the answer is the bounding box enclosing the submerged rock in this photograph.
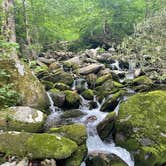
[0,106,46,132]
[0,59,49,110]
[115,90,166,166]
[0,132,77,159]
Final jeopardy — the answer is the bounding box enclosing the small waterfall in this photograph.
[45,92,62,128]
[110,60,121,71]
[71,78,88,91]
[79,95,134,166]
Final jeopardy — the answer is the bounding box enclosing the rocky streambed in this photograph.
[0,48,166,166]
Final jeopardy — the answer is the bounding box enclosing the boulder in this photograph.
[49,90,65,107]
[79,64,105,75]
[64,90,81,109]
[86,152,127,166]
[97,112,116,140]
[53,83,70,91]
[49,62,61,71]
[100,90,126,112]
[115,90,166,166]
[42,68,74,86]
[38,57,56,65]
[49,124,87,145]
[0,106,46,132]
[0,132,77,159]
[95,74,112,86]
[0,59,49,110]
[133,75,153,86]
[81,89,94,100]
[60,109,85,119]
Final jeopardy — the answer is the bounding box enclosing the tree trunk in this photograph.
[1,0,18,59]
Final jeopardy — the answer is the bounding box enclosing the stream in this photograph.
[46,60,137,166]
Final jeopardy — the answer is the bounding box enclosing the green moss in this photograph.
[64,90,81,108]
[60,109,85,119]
[49,124,87,145]
[26,133,78,159]
[100,90,126,112]
[113,81,124,88]
[133,76,153,85]
[64,144,87,166]
[41,80,54,91]
[54,82,70,91]
[50,88,60,93]
[116,90,166,165]
[63,61,79,71]
[81,89,94,100]
[0,59,49,110]
[95,74,112,86]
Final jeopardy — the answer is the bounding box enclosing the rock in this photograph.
[49,62,61,71]
[98,68,111,76]
[134,68,143,77]
[63,57,81,71]
[89,101,98,110]
[100,90,126,112]
[86,116,97,123]
[41,159,56,166]
[53,83,70,91]
[79,64,105,75]
[49,90,65,107]
[49,124,87,145]
[0,106,46,132]
[86,74,97,88]
[97,112,116,140]
[64,90,81,109]
[16,158,29,166]
[81,89,94,100]
[86,152,127,166]
[115,90,166,166]
[95,74,112,86]
[42,68,74,86]
[41,80,54,91]
[0,132,77,159]
[133,75,153,86]
[0,59,49,110]
[63,144,87,166]
[113,81,124,88]
[38,57,56,65]
[60,109,85,119]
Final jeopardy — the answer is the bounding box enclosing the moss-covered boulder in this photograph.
[63,144,87,166]
[100,90,126,112]
[113,81,124,88]
[42,68,74,86]
[0,132,77,159]
[86,153,127,166]
[54,82,70,91]
[49,90,65,107]
[60,109,85,119]
[97,112,116,140]
[81,89,94,100]
[133,75,153,86]
[95,74,112,86]
[64,90,81,109]
[115,90,166,166]
[0,106,46,132]
[0,59,49,110]
[49,124,87,145]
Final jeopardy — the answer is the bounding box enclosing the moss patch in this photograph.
[95,74,112,86]
[81,89,94,100]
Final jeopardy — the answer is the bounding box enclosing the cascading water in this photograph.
[78,95,134,166]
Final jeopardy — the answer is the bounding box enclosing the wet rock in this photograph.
[61,109,85,119]
[0,106,46,132]
[115,90,166,166]
[95,74,112,86]
[79,64,105,75]
[97,112,116,140]
[86,152,127,166]
[86,116,97,122]
[89,101,98,110]
[64,90,81,109]
[41,159,56,166]
[81,89,94,100]
[0,59,49,110]
[86,74,97,88]
[49,90,65,107]
[0,132,77,159]
[63,144,87,166]
[49,124,87,145]
[100,90,126,112]
[41,80,54,91]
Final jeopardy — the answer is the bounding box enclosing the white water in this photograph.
[78,96,134,166]
[71,78,88,91]
[110,60,121,71]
